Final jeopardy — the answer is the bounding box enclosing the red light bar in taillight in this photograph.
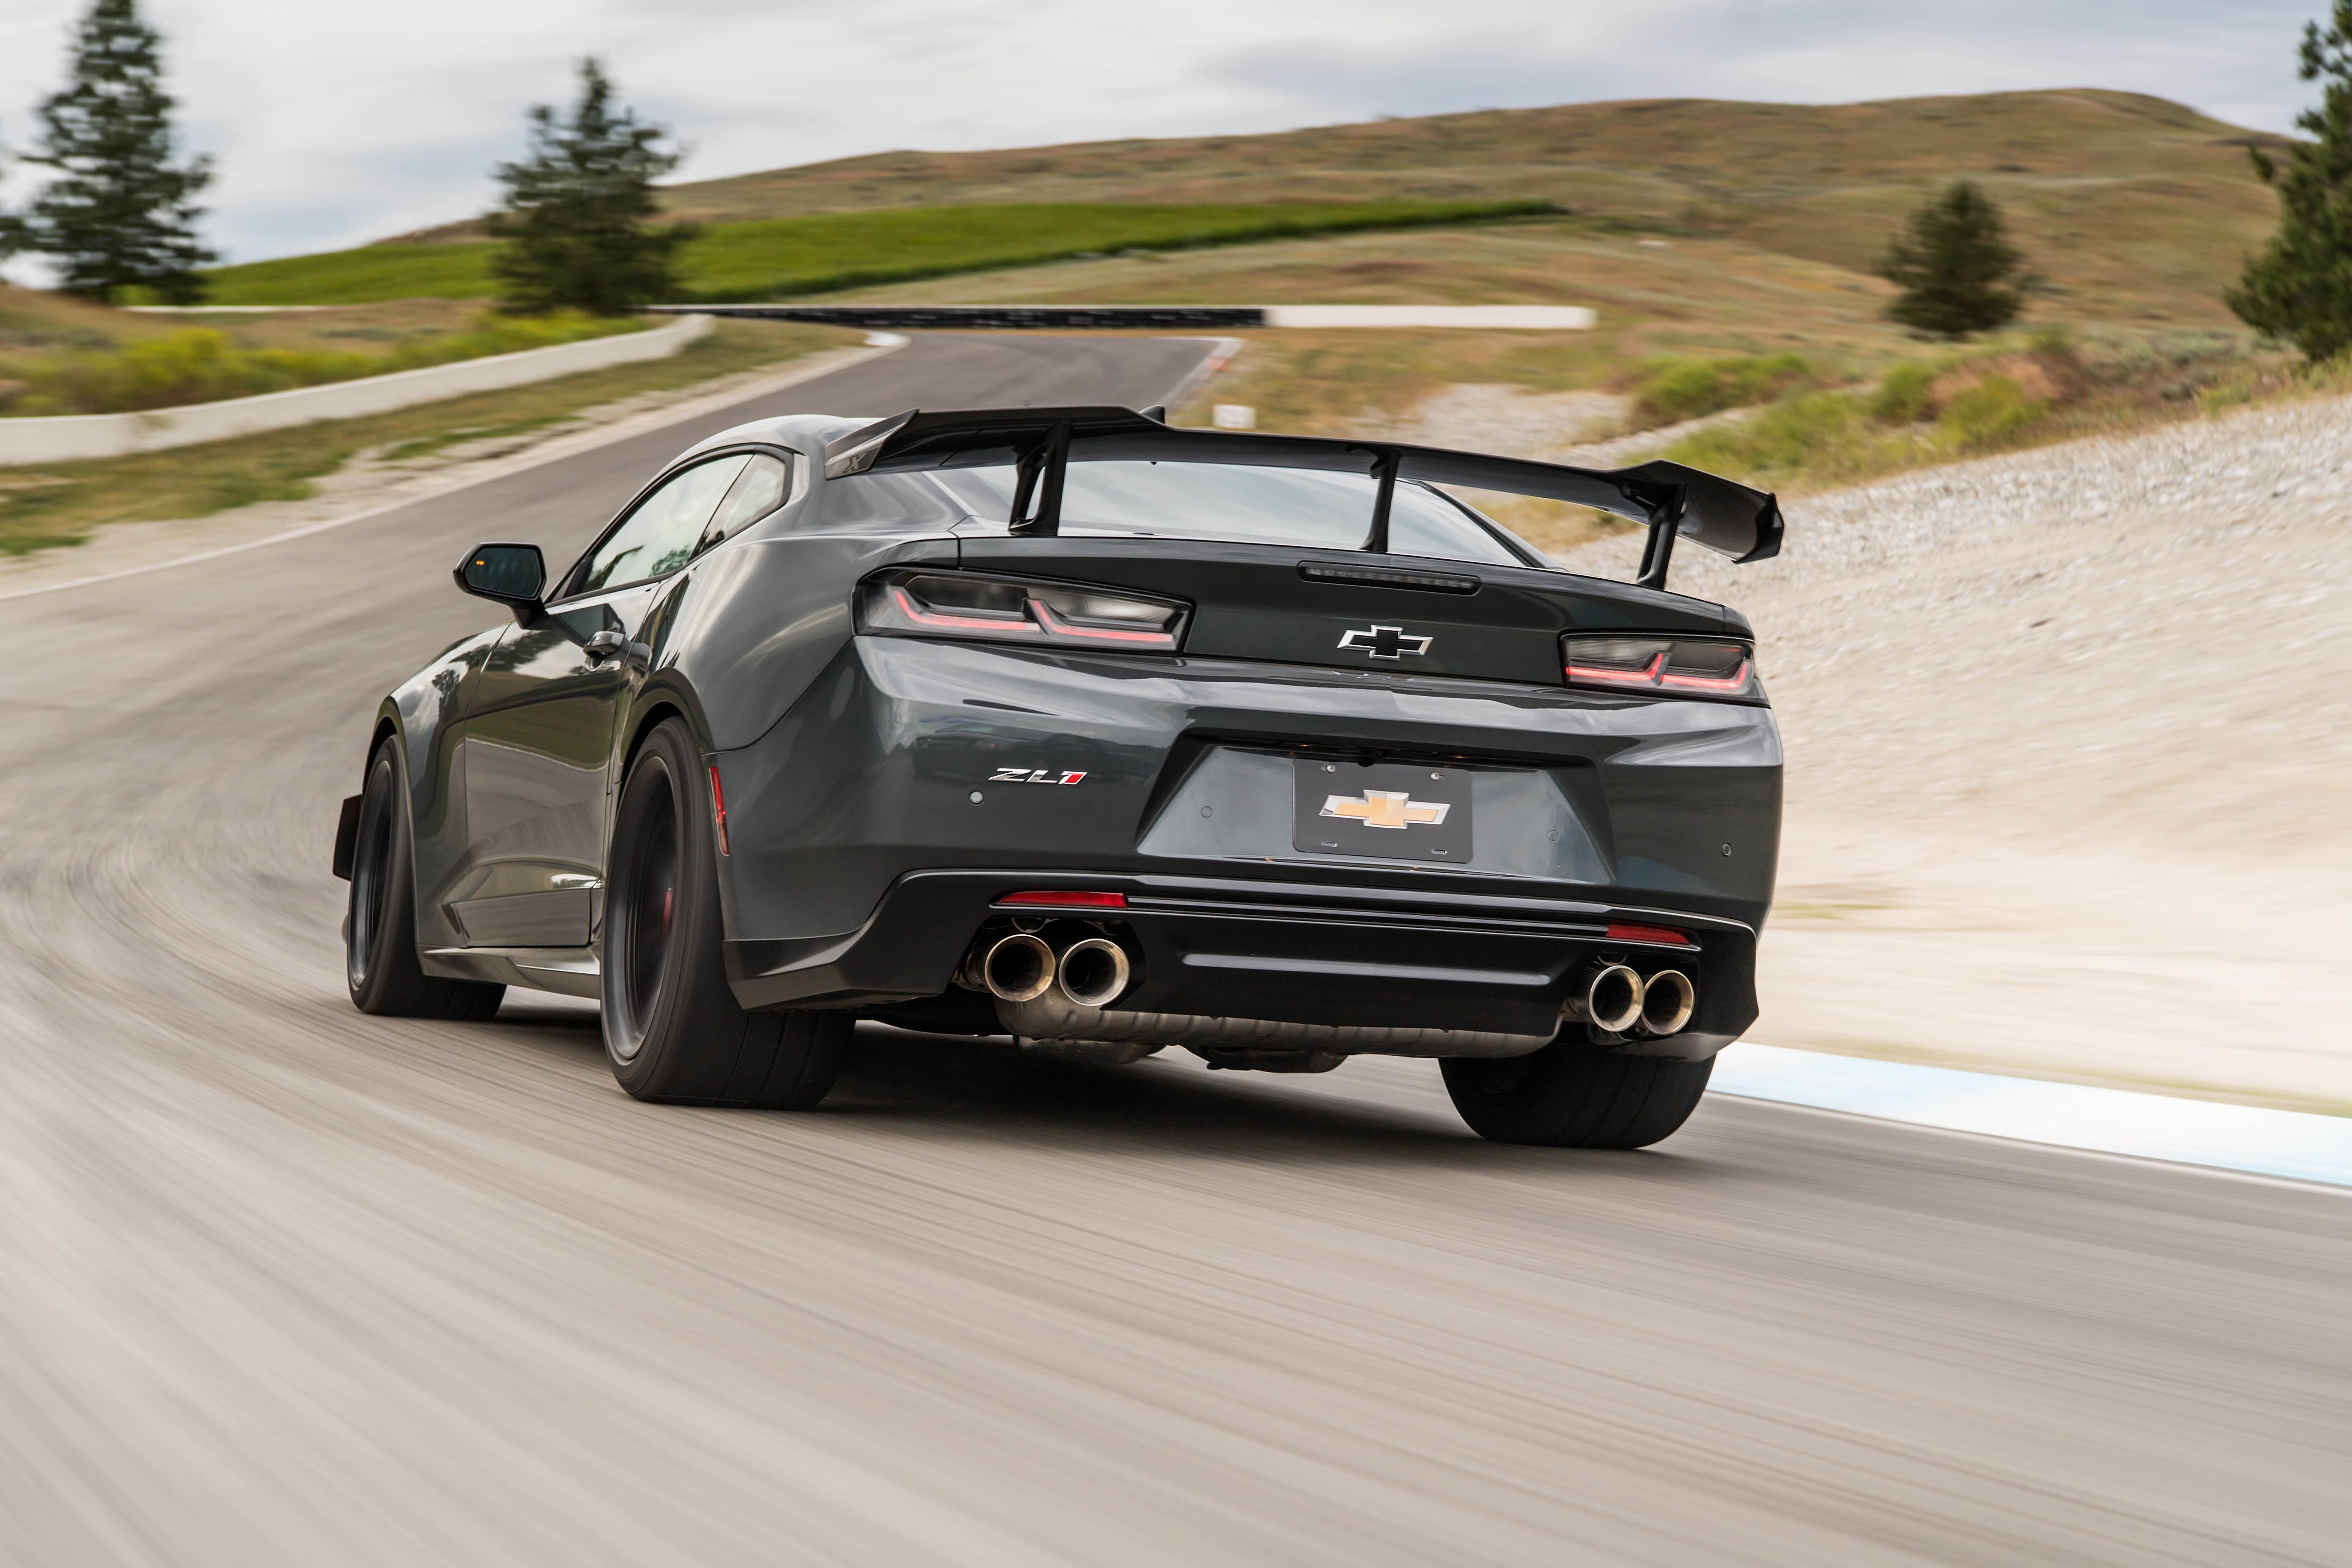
[1563,634,1766,705]
[858,571,1188,651]
[1606,922,1690,946]
[998,890,1128,909]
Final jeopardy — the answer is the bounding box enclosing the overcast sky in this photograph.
[0,0,2326,270]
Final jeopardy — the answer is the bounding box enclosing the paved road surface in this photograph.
[1,333,2344,1566]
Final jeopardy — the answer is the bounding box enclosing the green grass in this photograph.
[185,246,501,308]
[0,318,849,555]
[199,199,1556,306]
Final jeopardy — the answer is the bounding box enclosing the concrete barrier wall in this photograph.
[0,313,711,467]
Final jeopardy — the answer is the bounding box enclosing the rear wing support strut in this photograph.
[1634,488,1684,592]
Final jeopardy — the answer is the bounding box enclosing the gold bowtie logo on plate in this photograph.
[1320,789,1451,830]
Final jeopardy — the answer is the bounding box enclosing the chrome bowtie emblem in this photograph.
[1337,624,1432,659]
[1320,789,1451,830]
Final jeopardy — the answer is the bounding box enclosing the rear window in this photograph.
[935,460,1535,568]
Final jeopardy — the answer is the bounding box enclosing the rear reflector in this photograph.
[1607,922,1690,946]
[998,890,1127,909]
[709,766,730,856]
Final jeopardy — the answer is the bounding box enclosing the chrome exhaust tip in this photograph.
[1055,937,1133,1009]
[1636,969,1695,1037]
[982,933,1057,1002]
[1581,963,1645,1034]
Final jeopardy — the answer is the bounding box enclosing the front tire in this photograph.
[601,719,847,1108]
[346,738,505,1020]
[1441,1033,1712,1148]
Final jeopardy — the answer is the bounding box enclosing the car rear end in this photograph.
[710,409,1781,1073]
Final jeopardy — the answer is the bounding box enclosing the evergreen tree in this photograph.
[2229,2,2352,361]
[23,0,213,305]
[1876,181,2026,340]
[488,60,693,316]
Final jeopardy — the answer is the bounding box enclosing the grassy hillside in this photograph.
[375,89,2276,327]
[199,200,1549,306]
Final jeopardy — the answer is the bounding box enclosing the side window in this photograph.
[700,453,791,549]
[572,455,751,596]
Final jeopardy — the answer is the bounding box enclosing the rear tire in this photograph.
[346,738,506,1020]
[601,719,847,1108]
[1441,1033,1712,1148]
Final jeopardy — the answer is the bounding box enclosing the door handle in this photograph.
[583,629,627,663]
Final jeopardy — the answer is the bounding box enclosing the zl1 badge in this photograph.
[991,767,1087,785]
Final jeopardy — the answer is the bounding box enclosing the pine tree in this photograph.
[1876,181,2026,340]
[23,0,213,305]
[488,60,694,316]
[2229,2,2352,361]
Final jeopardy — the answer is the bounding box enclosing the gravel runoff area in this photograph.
[1546,394,2352,1113]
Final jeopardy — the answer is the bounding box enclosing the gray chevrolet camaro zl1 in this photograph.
[336,404,1783,1147]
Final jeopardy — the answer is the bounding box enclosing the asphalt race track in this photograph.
[2,333,2344,1566]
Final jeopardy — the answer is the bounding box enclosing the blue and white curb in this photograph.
[1712,1043,2352,1188]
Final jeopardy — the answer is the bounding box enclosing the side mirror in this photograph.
[453,542,546,621]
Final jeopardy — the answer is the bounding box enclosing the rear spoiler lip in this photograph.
[823,406,1782,582]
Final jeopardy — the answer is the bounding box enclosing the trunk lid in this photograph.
[953,535,1730,686]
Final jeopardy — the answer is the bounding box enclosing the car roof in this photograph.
[670,414,861,468]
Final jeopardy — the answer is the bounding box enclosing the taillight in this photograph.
[1563,634,1765,705]
[857,570,1188,651]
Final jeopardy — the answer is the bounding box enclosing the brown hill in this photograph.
[392,89,2279,326]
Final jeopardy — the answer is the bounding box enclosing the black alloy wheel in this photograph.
[1441,1030,1713,1148]
[600,718,848,1108]
[346,738,505,1020]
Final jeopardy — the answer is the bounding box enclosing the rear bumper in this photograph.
[714,636,1778,1058]
[725,869,1757,1059]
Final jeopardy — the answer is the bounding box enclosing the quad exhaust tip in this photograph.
[1575,962,1696,1037]
[1055,937,1132,1009]
[1584,964,1644,1034]
[983,933,1057,1002]
[1636,969,1696,1037]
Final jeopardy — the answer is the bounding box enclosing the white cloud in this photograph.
[0,0,2323,268]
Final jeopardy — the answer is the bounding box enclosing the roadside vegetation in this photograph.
[0,304,640,416]
[194,200,1555,306]
[0,317,847,555]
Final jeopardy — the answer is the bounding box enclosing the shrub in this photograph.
[1935,375,2045,451]
[1868,361,1938,424]
[1631,351,1816,425]
[1660,389,1910,488]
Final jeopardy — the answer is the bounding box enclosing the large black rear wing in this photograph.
[822,405,1781,592]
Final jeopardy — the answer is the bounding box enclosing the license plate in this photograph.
[1292,760,1473,862]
